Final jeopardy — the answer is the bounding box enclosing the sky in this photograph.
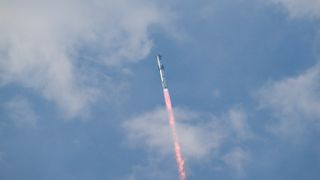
[0,0,319,179]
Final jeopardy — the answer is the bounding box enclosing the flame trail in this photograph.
[163,88,186,180]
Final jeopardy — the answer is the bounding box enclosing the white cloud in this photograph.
[118,157,176,180]
[4,96,38,128]
[212,88,221,98]
[264,0,320,143]
[123,106,253,175]
[228,107,253,140]
[222,147,250,176]
[123,107,224,160]
[257,64,320,138]
[270,0,320,18]
[0,0,170,118]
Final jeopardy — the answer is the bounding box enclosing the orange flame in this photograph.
[163,89,186,180]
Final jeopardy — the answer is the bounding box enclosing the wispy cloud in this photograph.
[123,107,223,160]
[123,106,253,177]
[118,157,177,180]
[4,96,38,128]
[0,0,171,118]
[228,107,254,140]
[257,64,320,139]
[222,147,250,176]
[270,0,320,18]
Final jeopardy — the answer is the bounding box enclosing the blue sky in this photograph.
[0,0,319,179]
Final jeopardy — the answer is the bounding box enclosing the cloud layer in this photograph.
[257,64,320,138]
[4,96,38,128]
[0,0,168,118]
[270,0,320,18]
[123,106,252,175]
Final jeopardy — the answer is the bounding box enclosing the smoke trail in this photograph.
[163,88,186,180]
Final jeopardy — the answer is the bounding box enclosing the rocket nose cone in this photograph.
[156,57,162,68]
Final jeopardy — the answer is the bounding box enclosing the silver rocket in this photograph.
[156,54,168,89]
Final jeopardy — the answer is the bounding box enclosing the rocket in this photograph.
[156,54,168,89]
[156,55,187,179]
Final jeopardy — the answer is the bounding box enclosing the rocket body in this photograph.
[156,55,168,89]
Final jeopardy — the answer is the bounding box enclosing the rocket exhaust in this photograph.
[156,55,186,180]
